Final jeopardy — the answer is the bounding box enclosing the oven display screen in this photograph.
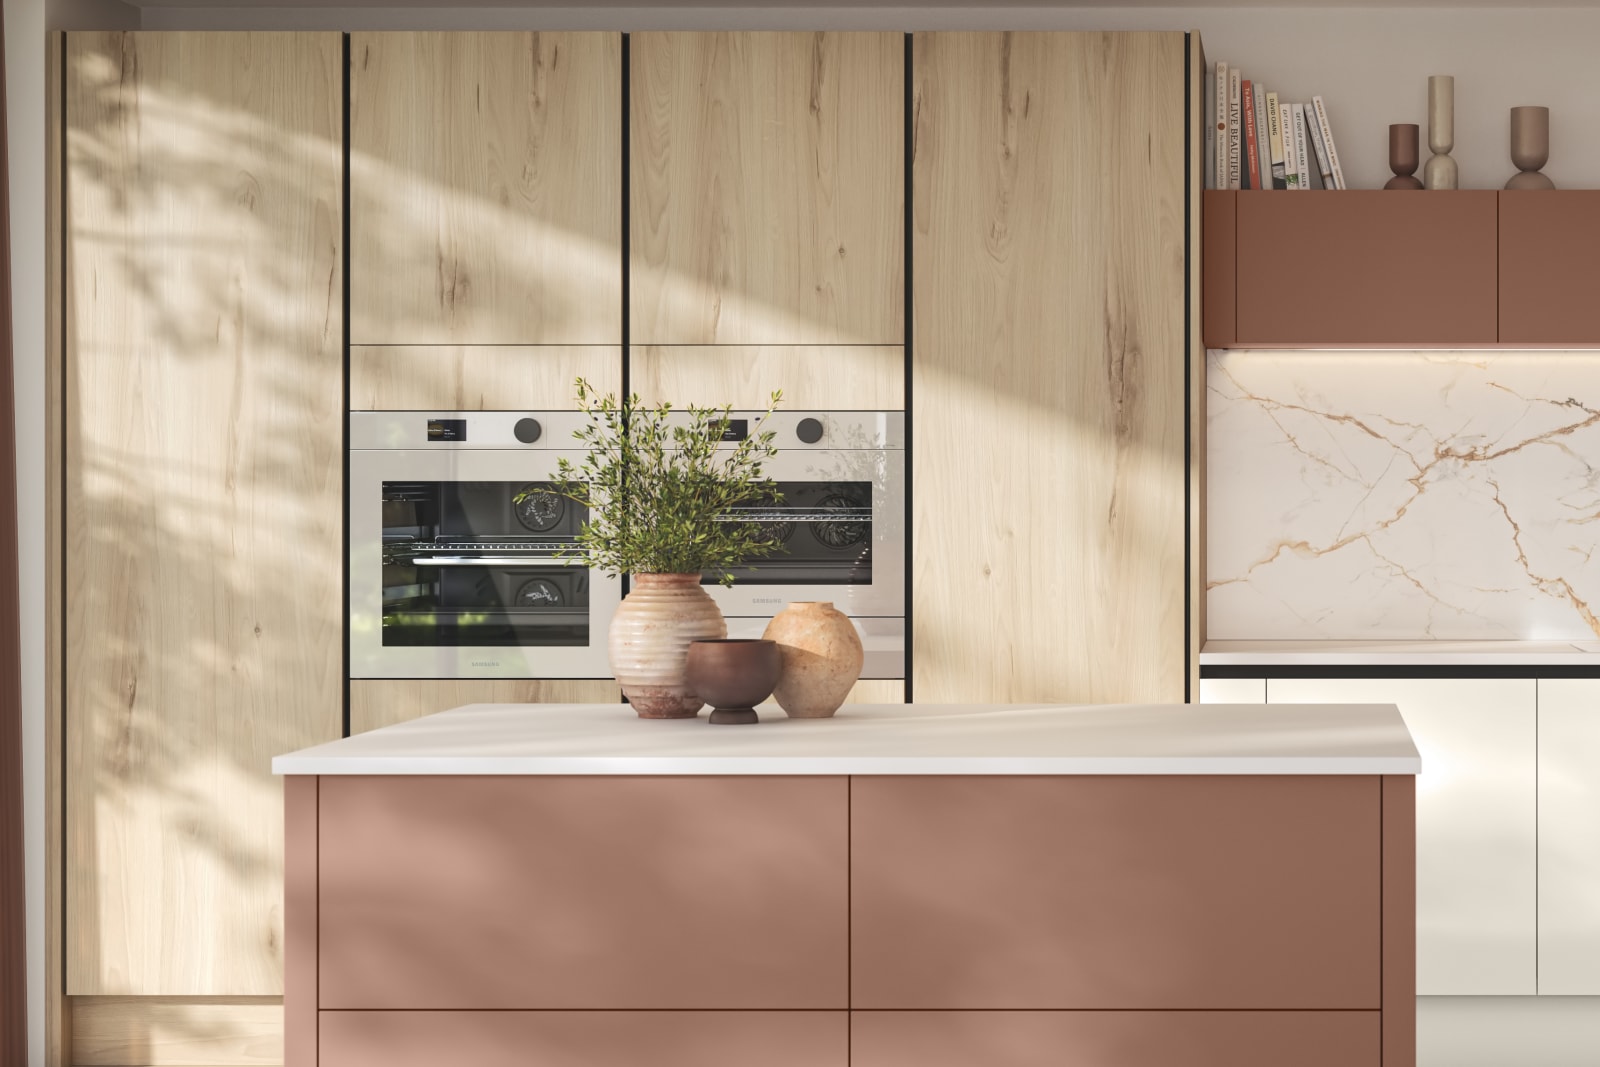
[426,418,467,442]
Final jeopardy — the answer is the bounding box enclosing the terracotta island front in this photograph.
[272,702,1421,1067]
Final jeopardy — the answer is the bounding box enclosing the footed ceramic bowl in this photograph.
[685,639,783,725]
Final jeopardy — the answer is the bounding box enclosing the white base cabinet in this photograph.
[1537,679,1600,995]
[1203,674,1600,998]
[1265,678,1539,996]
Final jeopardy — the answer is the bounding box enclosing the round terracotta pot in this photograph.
[686,639,782,725]
[609,573,726,718]
[761,601,864,719]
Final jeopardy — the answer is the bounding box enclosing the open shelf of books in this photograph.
[1208,60,1346,191]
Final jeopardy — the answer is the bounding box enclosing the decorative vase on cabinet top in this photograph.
[609,573,727,718]
[762,602,864,718]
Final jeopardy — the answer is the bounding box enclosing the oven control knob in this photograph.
[513,417,543,444]
[796,417,825,444]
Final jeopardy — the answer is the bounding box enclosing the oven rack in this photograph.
[717,508,872,523]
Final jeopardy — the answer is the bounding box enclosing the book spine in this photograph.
[1252,83,1272,191]
[1292,103,1312,190]
[1240,79,1261,190]
[1214,61,1229,190]
[1203,58,1216,188]
[1265,91,1288,189]
[1227,68,1243,190]
[1279,97,1299,189]
[1305,103,1334,188]
[1313,95,1346,190]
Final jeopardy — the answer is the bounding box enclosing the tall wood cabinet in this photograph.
[63,31,344,996]
[628,32,904,410]
[349,32,623,410]
[911,32,1189,703]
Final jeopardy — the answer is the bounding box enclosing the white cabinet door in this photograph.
[1268,678,1536,995]
[1198,678,1266,703]
[1537,679,1600,994]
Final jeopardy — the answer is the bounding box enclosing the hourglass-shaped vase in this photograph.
[1506,106,1556,190]
[1423,75,1459,190]
[1385,124,1423,189]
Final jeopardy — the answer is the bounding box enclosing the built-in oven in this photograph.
[349,411,619,678]
[700,411,905,679]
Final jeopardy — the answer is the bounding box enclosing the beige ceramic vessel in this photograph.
[762,602,864,718]
[609,573,727,718]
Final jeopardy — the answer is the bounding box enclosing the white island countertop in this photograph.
[272,702,1420,776]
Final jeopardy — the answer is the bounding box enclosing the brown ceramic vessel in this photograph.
[1385,124,1423,190]
[685,639,783,725]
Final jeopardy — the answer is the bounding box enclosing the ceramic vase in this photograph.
[1384,124,1424,189]
[609,573,726,718]
[686,639,783,725]
[762,602,864,719]
[1506,106,1556,189]
[1423,75,1459,190]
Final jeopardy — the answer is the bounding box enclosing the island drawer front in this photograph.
[319,1010,849,1067]
[850,776,1381,1009]
[316,776,849,1009]
[851,1011,1379,1067]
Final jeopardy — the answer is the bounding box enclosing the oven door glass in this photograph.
[382,480,590,648]
[712,480,874,586]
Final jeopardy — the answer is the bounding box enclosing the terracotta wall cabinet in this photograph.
[1206,190,1499,348]
[1206,190,1600,348]
[1498,191,1600,345]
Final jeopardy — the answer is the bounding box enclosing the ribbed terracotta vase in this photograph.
[762,602,864,719]
[609,573,727,718]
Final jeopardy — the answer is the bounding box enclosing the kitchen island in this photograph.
[274,702,1419,1067]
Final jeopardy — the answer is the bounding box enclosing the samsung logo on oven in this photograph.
[470,660,501,668]
[752,597,783,604]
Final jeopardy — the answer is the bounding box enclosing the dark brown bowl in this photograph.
[686,639,783,724]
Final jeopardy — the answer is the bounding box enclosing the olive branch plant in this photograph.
[526,378,786,586]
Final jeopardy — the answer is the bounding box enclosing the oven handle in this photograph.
[408,556,589,568]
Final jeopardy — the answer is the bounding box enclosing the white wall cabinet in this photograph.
[1267,678,1537,996]
[1537,678,1600,995]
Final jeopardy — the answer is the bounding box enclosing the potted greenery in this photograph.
[538,379,785,718]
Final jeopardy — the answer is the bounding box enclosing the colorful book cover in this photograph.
[1241,79,1261,190]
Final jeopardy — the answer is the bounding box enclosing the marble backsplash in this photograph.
[1207,352,1600,641]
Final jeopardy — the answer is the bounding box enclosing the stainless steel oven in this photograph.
[349,411,619,678]
[698,411,905,679]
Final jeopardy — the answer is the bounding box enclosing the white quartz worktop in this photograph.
[1201,639,1600,666]
[272,702,1420,776]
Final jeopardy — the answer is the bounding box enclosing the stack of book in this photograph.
[1206,61,1346,190]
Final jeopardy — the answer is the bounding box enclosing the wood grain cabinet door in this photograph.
[850,775,1381,1009]
[64,30,344,996]
[318,776,848,1008]
[1499,191,1600,345]
[629,32,904,345]
[350,32,622,345]
[911,32,1187,703]
[1234,191,1498,347]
